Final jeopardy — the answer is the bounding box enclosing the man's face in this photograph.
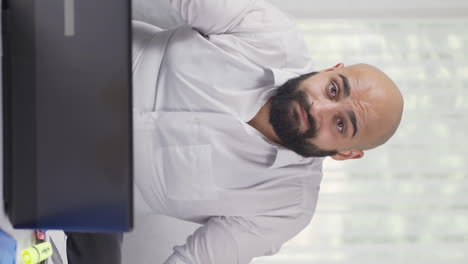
[269,64,394,158]
[269,72,338,157]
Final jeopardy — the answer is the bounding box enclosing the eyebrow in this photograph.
[337,74,357,136]
[339,74,351,97]
[347,110,358,137]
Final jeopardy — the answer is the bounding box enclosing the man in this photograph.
[67,0,404,263]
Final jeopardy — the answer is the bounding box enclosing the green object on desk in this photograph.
[21,241,53,264]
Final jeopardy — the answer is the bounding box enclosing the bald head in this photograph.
[342,63,404,150]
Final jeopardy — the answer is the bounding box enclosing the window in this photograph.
[253,19,468,264]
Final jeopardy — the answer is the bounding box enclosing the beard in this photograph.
[269,72,338,157]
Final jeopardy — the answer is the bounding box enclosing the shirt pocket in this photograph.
[155,144,218,200]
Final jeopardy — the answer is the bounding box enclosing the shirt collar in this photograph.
[269,145,307,169]
[271,68,299,87]
[239,120,307,168]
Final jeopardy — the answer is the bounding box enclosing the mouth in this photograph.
[297,103,309,132]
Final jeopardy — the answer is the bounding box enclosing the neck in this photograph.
[247,99,282,145]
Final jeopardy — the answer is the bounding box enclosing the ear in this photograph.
[321,63,344,72]
[330,150,364,161]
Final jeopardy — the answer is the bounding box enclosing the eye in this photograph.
[337,119,344,133]
[329,83,338,98]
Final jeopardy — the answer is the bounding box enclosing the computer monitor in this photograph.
[2,0,133,232]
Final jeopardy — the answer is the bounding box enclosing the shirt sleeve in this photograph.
[163,214,313,264]
[168,0,311,73]
[169,0,293,35]
[133,0,185,29]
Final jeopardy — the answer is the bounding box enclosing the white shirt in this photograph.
[132,0,324,263]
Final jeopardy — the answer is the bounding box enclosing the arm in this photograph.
[133,0,184,29]
[163,214,313,264]
[169,0,309,72]
[169,0,255,35]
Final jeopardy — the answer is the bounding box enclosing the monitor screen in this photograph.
[2,0,133,232]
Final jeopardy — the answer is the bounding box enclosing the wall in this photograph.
[268,0,468,19]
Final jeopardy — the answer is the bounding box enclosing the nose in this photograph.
[309,101,339,130]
